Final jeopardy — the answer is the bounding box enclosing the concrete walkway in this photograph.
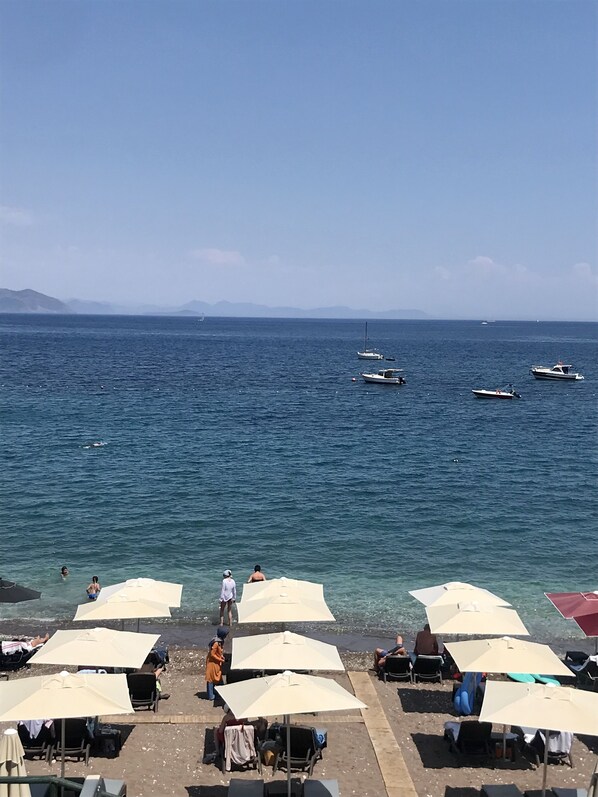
[348,671,418,797]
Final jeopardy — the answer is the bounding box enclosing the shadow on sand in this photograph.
[397,687,453,714]
[411,733,534,771]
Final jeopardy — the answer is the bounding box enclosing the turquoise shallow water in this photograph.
[0,315,596,643]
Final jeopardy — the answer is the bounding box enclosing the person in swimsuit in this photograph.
[86,575,101,600]
[247,565,266,583]
[374,634,408,673]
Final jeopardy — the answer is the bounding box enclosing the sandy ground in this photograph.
[1,646,597,797]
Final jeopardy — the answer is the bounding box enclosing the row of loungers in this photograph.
[378,651,598,690]
[228,779,339,797]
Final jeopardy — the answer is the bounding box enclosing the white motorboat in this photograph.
[530,363,584,381]
[357,322,384,360]
[472,387,521,400]
[361,368,406,385]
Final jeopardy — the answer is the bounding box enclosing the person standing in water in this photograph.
[86,575,101,600]
[247,564,266,583]
[60,566,69,580]
[219,570,236,626]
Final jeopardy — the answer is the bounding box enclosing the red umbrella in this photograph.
[573,613,598,638]
[545,591,598,620]
[545,591,598,650]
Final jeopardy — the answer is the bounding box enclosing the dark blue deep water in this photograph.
[1,315,596,642]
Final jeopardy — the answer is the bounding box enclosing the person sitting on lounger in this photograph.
[374,634,408,673]
[136,660,170,699]
[216,705,243,749]
[1,634,49,655]
[414,624,441,656]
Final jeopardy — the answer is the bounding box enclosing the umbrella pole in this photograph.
[541,729,549,797]
[502,724,507,761]
[61,718,66,779]
[286,714,291,797]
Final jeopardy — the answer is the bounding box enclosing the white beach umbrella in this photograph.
[480,681,598,797]
[231,631,344,672]
[28,627,160,670]
[444,637,571,677]
[99,578,182,608]
[0,728,30,797]
[241,578,326,604]
[237,578,334,624]
[0,672,134,779]
[426,602,529,636]
[73,593,171,630]
[217,671,365,797]
[410,581,511,607]
[237,595,335,624]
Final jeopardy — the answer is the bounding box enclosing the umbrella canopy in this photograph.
[231,631,344,672]
[217,671,364,797]
[0,671,134,723]
[216,669,365,719]
[0,580,41,604]
[73,593,171,622]
[241,577,326,604]
[0,728,30,797]
[573,613,598,638]
[410,581,510,607]
[545,591,598,620]
[99,578,182,608]
[237,578,334,623]
[237,595,335,624]
[546,591,598,638]
[481,681,598,797]
[444,637,571,676]
[426,602,529,636]
[0,671,134,780]
[28,627,160,669]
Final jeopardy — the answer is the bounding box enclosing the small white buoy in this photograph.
[351,377,356,382]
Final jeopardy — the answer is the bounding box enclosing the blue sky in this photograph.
[0,0,596,319]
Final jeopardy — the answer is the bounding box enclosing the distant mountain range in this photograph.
[0,288,428,319]
[0,288,73,314]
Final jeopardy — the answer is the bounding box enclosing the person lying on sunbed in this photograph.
[374,634,408,673]
[1,634,49,655]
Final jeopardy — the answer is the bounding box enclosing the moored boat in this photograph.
[357,322,384,360]
[361,368,406,385]
[472,386,521,399]
[530,362,584,381]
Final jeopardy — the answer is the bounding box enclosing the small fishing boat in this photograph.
[357,322,384,360]
[472,386,521,399]
[361,368,406,385]
[530,362,584,381]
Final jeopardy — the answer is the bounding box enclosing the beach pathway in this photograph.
[348,671,418,797]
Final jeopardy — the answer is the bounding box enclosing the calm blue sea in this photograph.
[1,315,596,644]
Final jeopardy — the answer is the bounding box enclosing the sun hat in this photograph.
[223,569,232,577]
[216,627,229,640]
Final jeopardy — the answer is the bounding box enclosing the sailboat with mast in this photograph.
[357,322,384,360]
